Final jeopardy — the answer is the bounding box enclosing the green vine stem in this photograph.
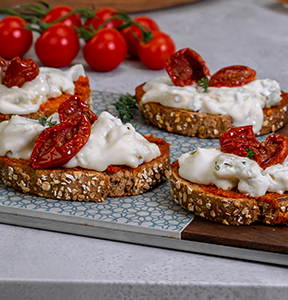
[0,4,153,42]
[78,13,153,43]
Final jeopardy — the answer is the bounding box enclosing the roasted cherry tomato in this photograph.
[35,23,80,67]
[42,5,82,28]
[0,58,8,68]
[165,47,211,86]
[209,65,257,87]
[58,95,97,124]
[30,114,91,169]
[84,7,123,31]
[220,125,260,157]
[0,16,33,59]
[137,31,175,70]
[220,126,288,170]
[1,57,39,88]
[121,16,159,58]
[83,28,127,72]
[256,134,288,169]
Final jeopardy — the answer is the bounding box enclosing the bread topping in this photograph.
[179,147,288,197]
[0,111,160,171]
[0,64,85,115]
[142,76,282,133]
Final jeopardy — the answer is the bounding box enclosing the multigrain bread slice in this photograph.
[170,161,288,225]
[0,75,92,123]
[0,136,170,202]
[135,83,288,139]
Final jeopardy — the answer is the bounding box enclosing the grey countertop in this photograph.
[1,0,288,299]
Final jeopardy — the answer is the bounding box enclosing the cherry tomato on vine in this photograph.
[42,5,82,28]
[0,16,33,59]
[35,23,80,68]
[83,28,127,72]
[84,7,123,31]
[137,31,175,70]
[121,16,159,58]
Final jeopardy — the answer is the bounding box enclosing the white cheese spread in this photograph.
[0,112,160,171]
[0,115,51,159]
[0,64,85,115]
[142,76,282,133]
[179,147,288,197]
[65,111,160,171]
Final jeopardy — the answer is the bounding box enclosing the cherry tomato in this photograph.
[83,28,127,72]
[137,31,175,70]
[35,23,80,68]
[0,16,33,59]
[42,5,82,28]
[209,65,257,87]
[121,16,159,58]
[30,114,91,169]
[133,16,159,31]
[219,126,288,170]
[59,95,97,124]
[165,47,211,86]
[1,57,39,88]
[84,7,123,31]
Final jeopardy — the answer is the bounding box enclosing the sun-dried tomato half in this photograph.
[0,58,8,68]
[30,114,91,169]
[220,125,260,157]
[256,134,288,169]
[58,95,97,124]
[165,47,211,86]
[220,126,288,170]
[209,65,256,88]
[1,56,39,88]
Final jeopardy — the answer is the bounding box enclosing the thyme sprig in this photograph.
[112,93,138,122]
[39,115,57,127]
[246,148,256,160]
[197,77,210,92]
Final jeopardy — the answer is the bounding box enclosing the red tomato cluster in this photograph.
[0,5,176,71]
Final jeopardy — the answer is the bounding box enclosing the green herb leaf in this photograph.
[224,163,232,167]
[112,93,138,122]
[190,150,197,155]
[197,77,210,92]
[39,116,57,127]
[246,148,256,160]
[214,163,220,171]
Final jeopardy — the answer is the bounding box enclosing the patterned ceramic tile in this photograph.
[0,91,222,238]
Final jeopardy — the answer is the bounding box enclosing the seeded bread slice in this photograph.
[170,162,288,225]
[0,136,170,202]
[135,83,288,139]
[0,76,92,123]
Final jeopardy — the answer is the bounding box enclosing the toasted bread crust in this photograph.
[135,83,288,138]
[170,163,288,225]
[0,136,170,202]
[0,75,92,122]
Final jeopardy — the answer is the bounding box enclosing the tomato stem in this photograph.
[79,13,153,43]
